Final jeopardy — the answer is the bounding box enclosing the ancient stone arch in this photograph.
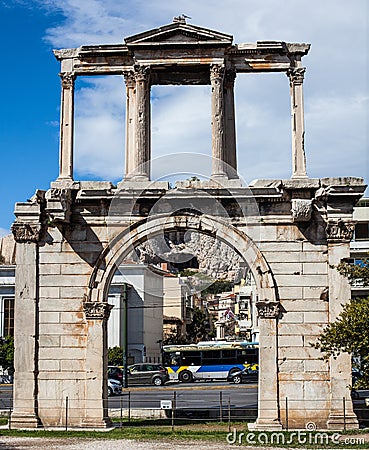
[10,18,366,430]
[89,214,276,303]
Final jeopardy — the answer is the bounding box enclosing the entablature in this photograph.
[53,20,310,79]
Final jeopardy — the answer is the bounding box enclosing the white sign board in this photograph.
[160,400,172,410]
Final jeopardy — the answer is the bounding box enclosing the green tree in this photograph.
[0,336,14,372]
[162,329,187,346]
[314,258,369,388]
[186,307,214,343]
[108,346,123,366]
[202,280,233,296]
[336,258,369,286]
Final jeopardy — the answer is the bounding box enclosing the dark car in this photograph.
[352,368,363,386]
[227,367,258,384]
[127,363,169,386]
[108,366,124,384]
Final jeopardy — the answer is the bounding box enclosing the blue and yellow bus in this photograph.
[162,341,259,382]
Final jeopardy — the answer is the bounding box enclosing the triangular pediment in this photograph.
[125,21,233,47]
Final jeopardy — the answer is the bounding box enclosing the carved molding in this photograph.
[49,188,72,205]
[326,219,355,242]
[45,188,72,223]
[11,223,41,243]
[83,302,114,320]
[60,72,76,89]
[256,301,281,319]
[291,199,313,222]
[287,67,306,85]
[54,49,80,59]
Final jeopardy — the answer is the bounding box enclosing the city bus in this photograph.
[162,341,259,382]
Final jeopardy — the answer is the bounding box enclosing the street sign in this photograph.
[160,400,172,410]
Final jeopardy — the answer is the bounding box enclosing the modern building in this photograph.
[234,281,259,342]
[162,274,194,341]
[108,263,164,363]
[350,197,369,298]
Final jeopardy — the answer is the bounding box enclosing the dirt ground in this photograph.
[0,434,369,450]
[0,437,234,449]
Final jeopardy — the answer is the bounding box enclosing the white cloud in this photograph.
[151,85,211,157]
[74,76,125,180]
[33,0,368,187]
[306,94,369,178]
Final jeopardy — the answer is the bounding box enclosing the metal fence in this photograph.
[1,388,369,431]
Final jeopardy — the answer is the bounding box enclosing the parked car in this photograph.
[227,366,258,384]
[127,363,169,386]
[352,368,363,386]
[108,366,124,384]
[108,378,122,396]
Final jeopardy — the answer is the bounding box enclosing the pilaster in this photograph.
[326,220,359,429]
[10,224,42,428]
[82,302,114,428]
[252,301,282,430]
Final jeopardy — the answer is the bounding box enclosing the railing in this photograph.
[1,388,369,431]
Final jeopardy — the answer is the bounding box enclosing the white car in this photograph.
[108,378,122,396]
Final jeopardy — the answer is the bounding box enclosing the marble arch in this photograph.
[10,18,366,430]
[88,214,276,303]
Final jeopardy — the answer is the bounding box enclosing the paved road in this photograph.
[0,382,258,411]
[109,382,257,409]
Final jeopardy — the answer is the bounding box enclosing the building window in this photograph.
[355,222,369,240]
[3,298,14,337]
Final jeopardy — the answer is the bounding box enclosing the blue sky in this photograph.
[0,0,368,235]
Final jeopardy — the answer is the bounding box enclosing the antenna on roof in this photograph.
[173,14,192,24]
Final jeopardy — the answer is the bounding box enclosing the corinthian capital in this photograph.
[210,64,225,83]
[133,65,150,82]
[11,223,41,243]
[287,67,306,85]
[224,68,236,86]
[83,302,114,320]
[256,301,281,319]
[326,219,355,242]
[123,70,136,88]
[60,72,76,89]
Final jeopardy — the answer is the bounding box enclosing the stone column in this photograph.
[210,64,227,179]
[223,68,237,178]
[287,66,307,179]
[82,302,113,428]
[123,70,136,180]
[57,72,75,181]
[253,301,282,430]
[132,65,151,181]
[326,220,359,429]
[10,224,42,428]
